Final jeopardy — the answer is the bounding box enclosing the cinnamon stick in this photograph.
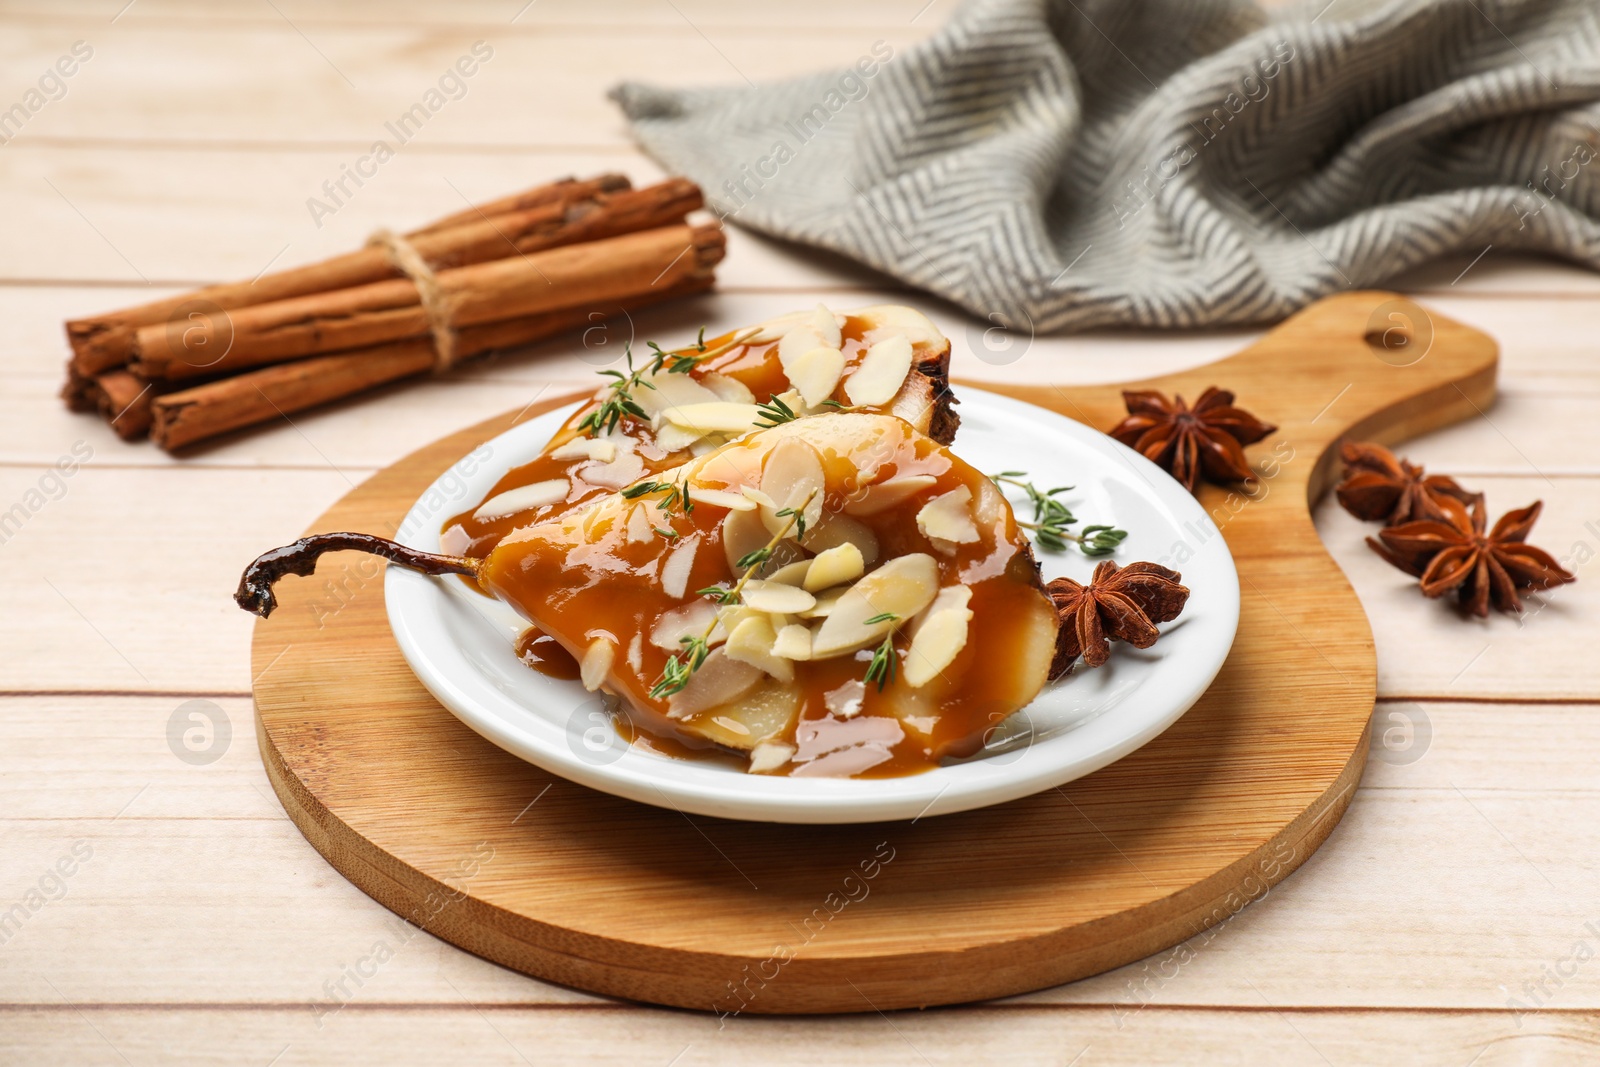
[62,367,165,440]
[131,223,726,382]
[64,173,635,376]
[148,277,712,452]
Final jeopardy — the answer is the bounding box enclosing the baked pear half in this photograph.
[238,414,1059,779]
[443,304,957,559]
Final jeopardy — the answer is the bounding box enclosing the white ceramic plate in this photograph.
[386,387,1240,824]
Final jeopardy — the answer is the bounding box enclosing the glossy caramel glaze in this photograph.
[470,414,1058,778]
[514,626,582,680]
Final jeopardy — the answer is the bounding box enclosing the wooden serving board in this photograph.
[251,290,1496,1014]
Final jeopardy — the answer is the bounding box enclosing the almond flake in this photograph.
[473,479,568,521]
[649,600,718,652]
[723,614,795,682]
[797,588,845,619]
[631,371,720,418]
[789,345,846,408]
[765,560,813,587]
[809,303,843,349]
[687,487,757,511]
[805,512,880,565]
[653,421,705,454]
[721,507,770,574]
[772,624,813,661]
[777,326,828,377]
[811,553,940,658]
[842,475,936,516]
[661,402,763,435]
[748,741,796,774]
[667,648,762,718]
[660,536,698,599]
[549,437,617,463]
[582,451,645,490]
[916,486,980,544]
[626,504,653,544]
[803,542,864,592]
[741,580,817,615]
[699,372,756,404]
[844,333,913,407]
[758,437,825,537]
[903,586,974,688]
[580,637,615,692]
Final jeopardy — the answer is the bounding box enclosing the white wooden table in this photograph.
[3,2,1597,1063]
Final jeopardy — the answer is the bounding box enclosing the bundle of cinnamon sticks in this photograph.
[60,174,724,452]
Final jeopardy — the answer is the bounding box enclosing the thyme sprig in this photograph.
[990,472,1128,556]
[650,488,818,700]
[863,614,901,692]
[754,394,800,427]
[622,476,695,540]
[579,327,763,437]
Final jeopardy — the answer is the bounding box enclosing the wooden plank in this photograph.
[6,693,1600,1013]
[0,1004,1588,1066]
[0,20,928,149]
[3,0,943,30]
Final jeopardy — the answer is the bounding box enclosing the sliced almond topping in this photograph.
[473,479,568,521]
[811,553,940,658]
[649,600,718,652]
[723,614,795,683]
[853,305,942,346]
[687,487,757,511]
[582,451,645,490]
[653,421,705,454]
[772,623,813,661]
[803,542,865,592]
[741,486,777,509]
[625,504,653,544]
[661,402,763,435]
[721,507,770,574]
[916,485,980,544]
[809,302,843,349]
[777,326,828,377]
[765,560,813,587]
[667,648,762,718]
[741,580,817,615]
[631,371,720,418]
[844,333,914,407]
[698,371,756,404]
[842,474,937,516]
[797,588,845,619]
[580,637,615,692]
[805,512,880,566]
[748,741,796,774]
[758,437,825,537]
[789,345,846,408]
[903,586,974,688]
[659,536,698,600]
[549,436,617,463]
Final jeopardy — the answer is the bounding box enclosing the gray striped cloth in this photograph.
[611,0,1600,333]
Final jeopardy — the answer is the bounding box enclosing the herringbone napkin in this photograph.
[612,0,1600,333]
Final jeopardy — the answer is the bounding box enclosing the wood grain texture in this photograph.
[240,291,1494,1013]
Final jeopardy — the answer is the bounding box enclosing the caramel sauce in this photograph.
[471,414,1058,779]
[442,317,890,560]
[514,626,582,680]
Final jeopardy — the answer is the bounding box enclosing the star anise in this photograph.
[1368,497,1575,617]
[1335,442,1480,526]
[1045,561,1190,675]
[1108,387,1277,495]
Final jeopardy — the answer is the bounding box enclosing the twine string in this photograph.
[367,228,459,372]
